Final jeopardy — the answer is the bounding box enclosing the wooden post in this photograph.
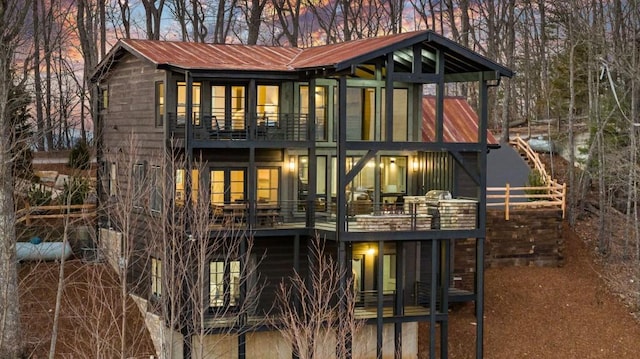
[504,183,510,221]
[25,202,31,226]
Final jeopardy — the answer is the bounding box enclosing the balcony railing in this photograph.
[169,113,309,142]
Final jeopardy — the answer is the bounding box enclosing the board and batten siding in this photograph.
[100,52,166,159]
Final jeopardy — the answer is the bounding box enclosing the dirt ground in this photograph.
[440,223,640,358]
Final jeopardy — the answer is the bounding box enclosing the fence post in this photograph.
[562,183,567,219]
[505,183,510,221]
[25,202,31,226]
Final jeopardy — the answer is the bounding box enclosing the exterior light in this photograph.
[412,157,419,171]
[367,246,375,256]
[289,156,296,172]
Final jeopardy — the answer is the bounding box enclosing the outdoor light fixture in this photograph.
[289,156,295,172]
[367,246,375,256]
[412,157,419,172]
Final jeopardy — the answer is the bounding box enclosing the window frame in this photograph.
[151,257,162,298]
[150,165,162,213]
[209,259,241,312]
[155,81,165,127]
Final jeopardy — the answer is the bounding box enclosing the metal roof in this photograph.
[95,31,513,79]
[422,96,498,145]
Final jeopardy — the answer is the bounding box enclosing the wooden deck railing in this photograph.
[487,135,566,220]
[16,203,97,225]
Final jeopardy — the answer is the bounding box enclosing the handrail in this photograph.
[509,135,552,184]
[489,136,567,220]
[16,203,97,225]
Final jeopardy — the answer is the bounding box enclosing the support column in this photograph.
[394,241,404,359]
[376,240,384,359]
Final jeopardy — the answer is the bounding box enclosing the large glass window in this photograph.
[298,156,327,210]
[211,85,246,130]
[257,85,279,125]
[300,85,328,141]
[381,156,407,203]
[177,81,201,126]
[257,168,279,203]
[346,87,375,141]
[210,260,240,308]
[155,82,164,127]
[331,156,375,200]
[381,89,408,141]
[210,169,246,205]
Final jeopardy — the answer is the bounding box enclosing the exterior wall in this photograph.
[99,53,166,158]
[486,208,564,267]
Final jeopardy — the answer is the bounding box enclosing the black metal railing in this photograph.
[168,112,309,142]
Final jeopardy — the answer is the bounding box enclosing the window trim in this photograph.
[155,81,165,127]
[151,257,162,298]
[209,259,241,312]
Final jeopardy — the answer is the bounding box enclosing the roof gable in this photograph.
[94,31,513,80]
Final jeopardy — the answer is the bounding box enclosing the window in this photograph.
[346,87,376,141]
[300,85,328,141]
[99,86,108,111]
[381,89,408,141]
[175,168,199,205]
[133,163,145,209]
[109,162,117,196]
[257,85,279,125]
[257,168,279,203]
[299,156,327,208]
[331,156,375,200]
[151,257,162,297]
[210,169,246,205]
[381,156,407,196]
[177,81,201,126]
[211,85,246,131]
[209,260,240,308]
[150,165,162,212]
[155,82,165,127]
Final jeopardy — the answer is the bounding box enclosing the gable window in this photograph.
[209,260,240,309]
[150,165,162,212]
[211,85,246,131]
[151,257,162,297]
[177,81,201,126]
[155,82,165,127]
[257,85,279,125]
[300,85,328,141]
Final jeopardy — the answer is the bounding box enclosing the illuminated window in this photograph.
[210,260,240,308]
[257,85,279,125]
[300,85,328,141]
[257,168,279,203]
[175,168,199,205]
[151,257,162,297]
[330,156,375,199]
[177,82,201,126]
[210,169,246,205]
[211,85,245,130]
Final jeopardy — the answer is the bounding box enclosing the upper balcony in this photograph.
[168,112,310,144]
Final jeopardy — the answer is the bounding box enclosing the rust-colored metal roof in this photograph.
[289,31,427,70]
[120,39,301,71]
[96,30,512,79]
[422,96,498,144]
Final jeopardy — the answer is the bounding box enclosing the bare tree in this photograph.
[0,0,32,356]
[273,235,363,359]
[141,0,166,40]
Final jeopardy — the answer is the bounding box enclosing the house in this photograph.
[93,30,512,359]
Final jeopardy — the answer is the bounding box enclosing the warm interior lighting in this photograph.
[289,156,296,172]
[367,246,376,256]
[412,157,419,171]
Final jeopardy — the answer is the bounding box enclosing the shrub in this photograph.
[61,176,90,205]
[69,140,91,170]
[28,185,53,206]
[525,169,547,201]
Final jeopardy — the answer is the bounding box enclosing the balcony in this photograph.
[168,113,309,142]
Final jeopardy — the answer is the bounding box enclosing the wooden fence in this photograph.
[16,203,97,225]
[487,135,566,220]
